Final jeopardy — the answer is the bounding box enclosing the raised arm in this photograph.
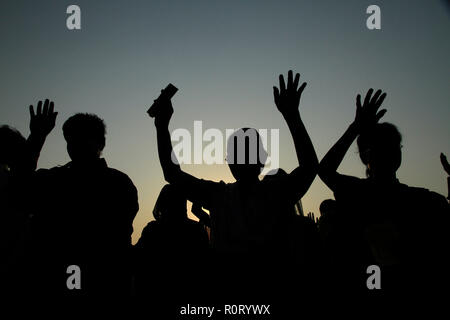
[151,93,221,207]
[318,89,386,191]
[273,70,318,200]
[153,98,183,183]
[26,99,58,170]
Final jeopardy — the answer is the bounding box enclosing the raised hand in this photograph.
[440,153,450,176]
[153,96,174,128]
[273,70,307,119]
[354,89,387,130]
[29,99,58,137]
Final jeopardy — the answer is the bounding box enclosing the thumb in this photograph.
[51,112,58,123]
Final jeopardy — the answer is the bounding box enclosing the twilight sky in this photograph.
[1,0,449,244]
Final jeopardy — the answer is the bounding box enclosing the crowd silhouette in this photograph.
[0,71,449,307]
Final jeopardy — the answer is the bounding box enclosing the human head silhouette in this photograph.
[319,199,336,217]
[153,184,187,222]
[62,113,106,163]
[357,122,402,180]
[226,128,268,181]
[0,125,27,171]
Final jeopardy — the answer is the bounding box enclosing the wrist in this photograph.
[349,121,360,131]
[347,122,362,140]
[28,132,47,142]
[282,110,301,122]
[155,117,170,129]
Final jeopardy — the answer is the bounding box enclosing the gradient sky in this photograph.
[1,0,449,244]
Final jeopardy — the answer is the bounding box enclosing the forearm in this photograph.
[155,122,182,182]
[318,121,359,183]
[285,111,318,171]
[26,133,47,171]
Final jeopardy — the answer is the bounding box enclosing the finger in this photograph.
[364,89,374,106]
[375,92,387,108]
[43,99,49,115]
[371,90,382,105]
[37,100,42,115]
[273,86,280,102]
[29,105,35,117]
[440,153,446,166]
[356,94,362,109]
[287,70,293,90]
[49,101,54,114]
[375,109,387,122]
[293,73,300,89]
[297,82,307,94]
[279,74,286,92]
[441,153,450,172]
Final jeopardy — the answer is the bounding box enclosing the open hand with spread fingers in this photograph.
[354,89,387,131]
[29,99,58,137]
[273,70,307,119]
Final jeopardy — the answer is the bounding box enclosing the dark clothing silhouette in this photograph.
[0,124,44,296]
[0,166,33,296]
[165,176,325,303]
[30,158,138,296]
[331,175,450,290]
[181,176,299,254]
[133,183,209,305]
[134,216,209,304]
[136,218,209,255]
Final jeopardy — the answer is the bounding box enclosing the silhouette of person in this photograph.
[0,126,28,172]
[318,89,449,290]
[0,126,31,295]
[134,184,209,302]
[440,153,450,201]
[0,99,57,296]
[151,70,318,300]
[30,111,139,297]
[317,199,338,243]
